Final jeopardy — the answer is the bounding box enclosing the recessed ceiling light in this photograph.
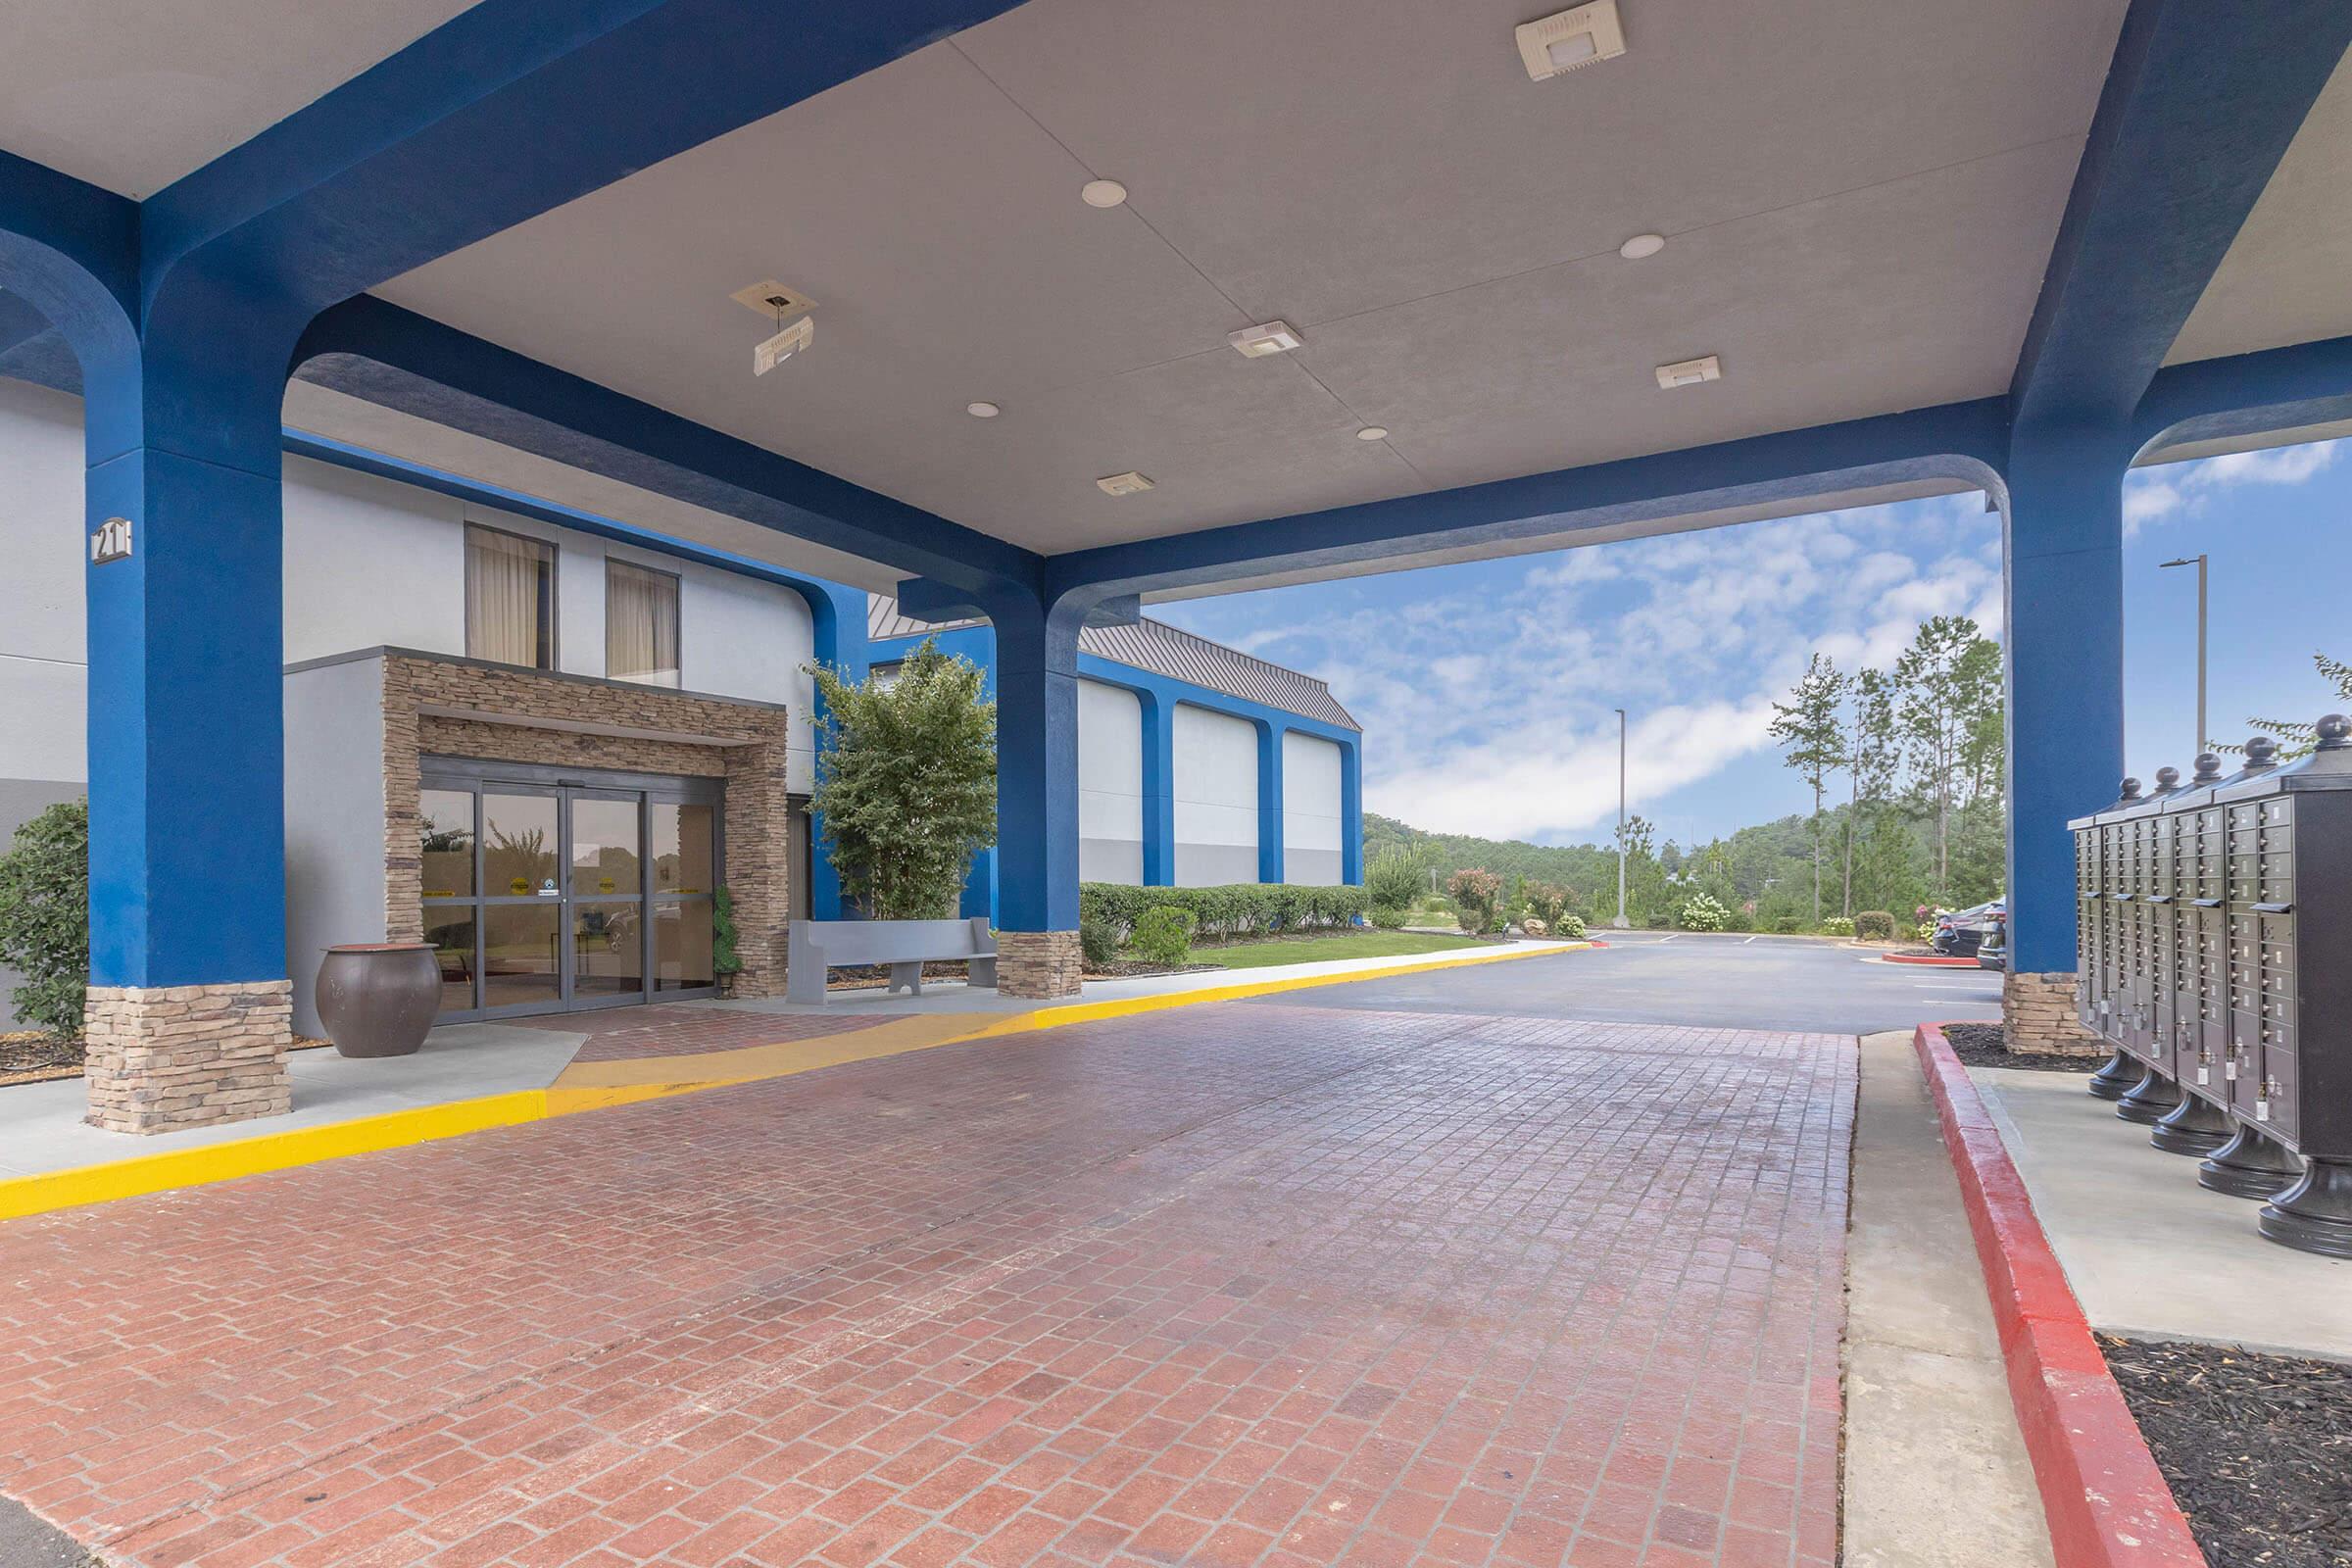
[1229,320,1305,358]
[1618,232,1665,260]
[1355,426,1389,442]
[966,401,1001,418]
[1081,178,1128,208]
[1515,3,1627,81]
[1654,355,1722,389]
[1096,470,1155,497]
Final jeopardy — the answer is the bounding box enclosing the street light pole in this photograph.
[2160,555,2209,751]
[1612,708,1629,929]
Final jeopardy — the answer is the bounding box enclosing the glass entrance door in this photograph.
[420,760,722,1021]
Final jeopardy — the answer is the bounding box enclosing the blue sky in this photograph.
[1152,439,2350,849]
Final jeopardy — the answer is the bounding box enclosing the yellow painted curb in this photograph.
[0,1090,547,1222]
[0,939,1593,1223]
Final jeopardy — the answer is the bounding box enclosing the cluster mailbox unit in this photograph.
[2070,715,2352,1258]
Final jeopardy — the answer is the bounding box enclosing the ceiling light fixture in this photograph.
[1229,320,1304,358]
[1355,426,1389,441]
[966,401,1001,418]
[1618,232,1665,260]
[1515,3,1627,81]
[1081,178,1128,208]
[1654,354,1722,389]
[1096,470,1155,497]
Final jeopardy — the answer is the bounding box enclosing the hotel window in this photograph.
[465,524,556,669]
[607,561,681,687]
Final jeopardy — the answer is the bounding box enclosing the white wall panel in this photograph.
[1174,705,1258,885]
[1078,678,1143,883]
[0,382,91,793]
[1282,731,1345,886]
[283,459,467,663]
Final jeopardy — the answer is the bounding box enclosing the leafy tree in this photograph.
[1893,616,2001,902]
[1844,667,1898,918]
[0,799,88,1038]
[1768,653,1847,923]
[808,638,996,919]
[2238,651,2352,759]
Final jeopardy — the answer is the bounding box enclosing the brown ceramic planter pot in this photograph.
[317,943,441,1058]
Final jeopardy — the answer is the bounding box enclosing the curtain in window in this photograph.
[466,527,551,667]
[608,562,680,686]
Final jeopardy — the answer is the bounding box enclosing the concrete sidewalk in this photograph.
[1974,1065,2352,1359]
[1843,1032,2054,1568]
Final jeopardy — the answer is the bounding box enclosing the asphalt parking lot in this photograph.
[1283,931,2003,1034]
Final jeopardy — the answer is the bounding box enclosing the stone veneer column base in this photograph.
[2002,971,2102,1056]
[83,981,294,1134]
[997,931,1084,1001]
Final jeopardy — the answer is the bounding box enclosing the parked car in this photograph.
[1931,899,2005,956]
[1974,908,2008,970]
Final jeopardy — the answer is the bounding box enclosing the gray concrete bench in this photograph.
[784,916,998,1004]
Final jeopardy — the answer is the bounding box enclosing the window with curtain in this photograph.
[607,560,681,687]
[465,525,556,669]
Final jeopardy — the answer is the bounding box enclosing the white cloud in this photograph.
[2125,438,2339,537]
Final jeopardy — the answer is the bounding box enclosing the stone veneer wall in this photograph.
[997,930,1083,1001]
[2003,970,2102,1056]
[378,655,795,997]
[83,981,294,1133]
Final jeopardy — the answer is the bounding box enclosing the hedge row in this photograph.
[1079,881,1369,942]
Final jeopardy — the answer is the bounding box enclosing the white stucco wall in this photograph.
[283,656,390,1037]
[1282,731,1346,886]
[1078,679,1143,883]
[0,380,89,791]
[1173,705,1258,886]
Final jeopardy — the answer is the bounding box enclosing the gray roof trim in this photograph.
[868,596,1357,731]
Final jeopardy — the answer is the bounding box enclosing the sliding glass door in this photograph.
[419,760,721,1021]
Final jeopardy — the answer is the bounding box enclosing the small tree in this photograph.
[710,886,744,984]
[0,799,89,1038]
[1769,653,1846,924]
[1364,847,1426,913]
[808,639,997,919]
[1447,868,1502,934]
[2238,652,2352,758]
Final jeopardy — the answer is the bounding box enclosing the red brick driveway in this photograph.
[0,1002,1851,1567]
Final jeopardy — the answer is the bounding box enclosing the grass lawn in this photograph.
[1195,931,1494,969]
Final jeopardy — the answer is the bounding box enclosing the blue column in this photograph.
[1139,693,1176,886]
[2002,426,2129,976]
[798,582,867,921]
[991,591,1083,933]
[1256,721,1286,885]
[1339,734,1364,885]
[83,299,305,991]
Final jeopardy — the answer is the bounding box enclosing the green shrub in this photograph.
[1773,913,1802,934]
[1364,848,1425,912]
[1677,893,1730,932]
[1447,868,1502,935]
[1131,906,1198,966]
[1552,913,1587,940]
[1822,915,1855,937]
[0,799,89,1038]
[1077,881,1370,943]
[1369,905,1409,930]
[1078,916,1121,967]
[1854,909,1896,941]
[1523,881,1572,932]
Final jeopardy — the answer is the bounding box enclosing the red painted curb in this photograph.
[1910,1022,2207,1568]
[1882,952,1983,966]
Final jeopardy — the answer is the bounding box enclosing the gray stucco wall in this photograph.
[284,657,389,1037]
[0,779,84,1032]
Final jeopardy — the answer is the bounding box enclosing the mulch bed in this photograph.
[1941,1020,2103,1073]
[0,1029,85,1086]
[1887,944,1953,958]
[2101,1335,2352,1568]
[1081,959,1222,980]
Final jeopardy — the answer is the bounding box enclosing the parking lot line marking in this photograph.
[1742,935,1758,944]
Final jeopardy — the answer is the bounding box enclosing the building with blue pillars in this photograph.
[3,0,2352,1130]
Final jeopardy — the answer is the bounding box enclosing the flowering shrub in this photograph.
[1446,868,1503,934]
[1821,915,1854,937]
[1678,893,1731,932]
